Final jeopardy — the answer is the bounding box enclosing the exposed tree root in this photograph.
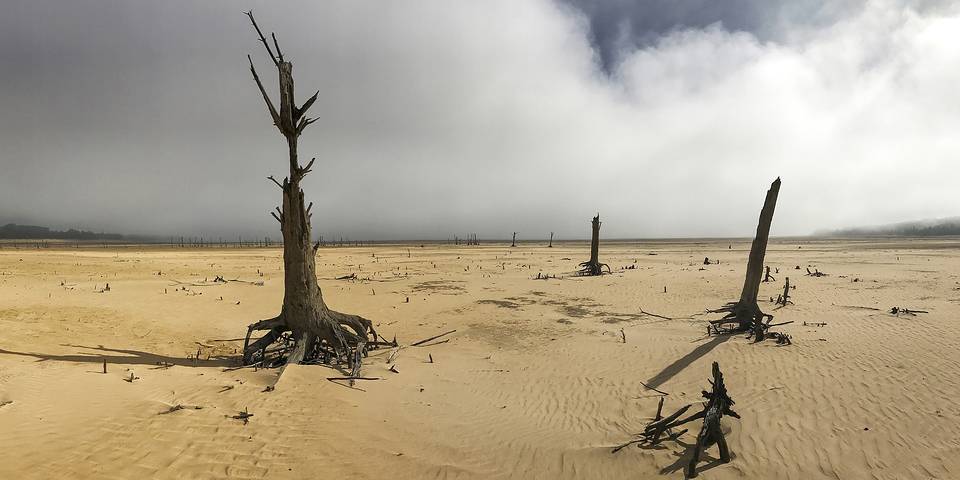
[242,310,393,376]
[577,260,611,276]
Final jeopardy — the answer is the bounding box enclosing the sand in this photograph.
[1,238,959,479]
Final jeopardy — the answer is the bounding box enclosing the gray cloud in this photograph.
[1,0,959,240]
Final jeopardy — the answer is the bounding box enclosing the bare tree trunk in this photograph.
[240,12,380,372]
[739,178,780,306]
[709,178,781,340]
[511,232,517,247]
[548,232,553,248]
[578,214,609,275]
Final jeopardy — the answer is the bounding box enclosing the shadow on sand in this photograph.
[644,334,732,390]
[0,344,235,369]
[650,434,733,478]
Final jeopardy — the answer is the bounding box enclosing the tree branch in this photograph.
[296,90,319,121]
[267,175,283,189]
[271,32,284,62]
[245,11,278,66]
[270,211,282,223]
[301,157,315,176]
[248,55,280,127]
[296,116,318,135]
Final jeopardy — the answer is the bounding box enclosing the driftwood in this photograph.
[614,362,740,478]
[411,329,456,346]
[238,11,390,375]
[159,404,203,415]
[578,214,610,276]
[890,307,928,316]
[231,407,254,425]
[806,268,827,277]
[708,178,785,342]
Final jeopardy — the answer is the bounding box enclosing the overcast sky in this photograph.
[1,0,958,240]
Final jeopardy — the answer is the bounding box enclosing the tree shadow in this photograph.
[0,344,235,369]
[644,335,732,389]
[650,435,733,478]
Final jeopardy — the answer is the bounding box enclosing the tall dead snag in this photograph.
[613,362,740,478]
[548,232,554,248]
[511,232,517,247]
[578,214,610,275]
[239,12,387,373]
[709,178,787,341]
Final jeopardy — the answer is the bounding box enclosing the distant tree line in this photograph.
[0,223,123,240]
[826,217,960,237]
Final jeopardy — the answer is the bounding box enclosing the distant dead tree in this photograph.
[548,232,554,248]
[578,214,610,276]
[511,232,517,247]
[708,178,792,341]
[239,11,387,373]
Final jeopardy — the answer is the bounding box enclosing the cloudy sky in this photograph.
[1,0,958,240]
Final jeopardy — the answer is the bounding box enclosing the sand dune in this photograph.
[1,239,959,478]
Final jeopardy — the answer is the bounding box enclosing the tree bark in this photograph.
[740,178,779,305]
[240,11,377,371]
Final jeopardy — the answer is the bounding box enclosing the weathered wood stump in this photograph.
[763,265,775,282]
[776,277,791,306]
[613,362,740,478]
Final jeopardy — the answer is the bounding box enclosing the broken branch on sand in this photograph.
[638,380,669,396]
[411,329,456,347]
[159,404,202,415]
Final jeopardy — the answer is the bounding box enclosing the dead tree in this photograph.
[511,232,517,247]
[578,214,610,276]
[548,232,554,248]
[709,178,786,341]
[763,265,775,282]
[613,362,740,478]
[239,12,386,373]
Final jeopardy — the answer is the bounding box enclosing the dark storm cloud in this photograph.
[562,0,856,70]
[561,0,954,70]
[1,0,959,240]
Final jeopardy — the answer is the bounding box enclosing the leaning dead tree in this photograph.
[578,214,610,275]
[708,178,791,341]
[239,12,387,373]
[614,362,740,478]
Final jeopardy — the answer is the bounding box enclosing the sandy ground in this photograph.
[1,238,959,479]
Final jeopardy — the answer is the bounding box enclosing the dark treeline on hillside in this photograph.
[825,217,960,237]
[0,223,123,240]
